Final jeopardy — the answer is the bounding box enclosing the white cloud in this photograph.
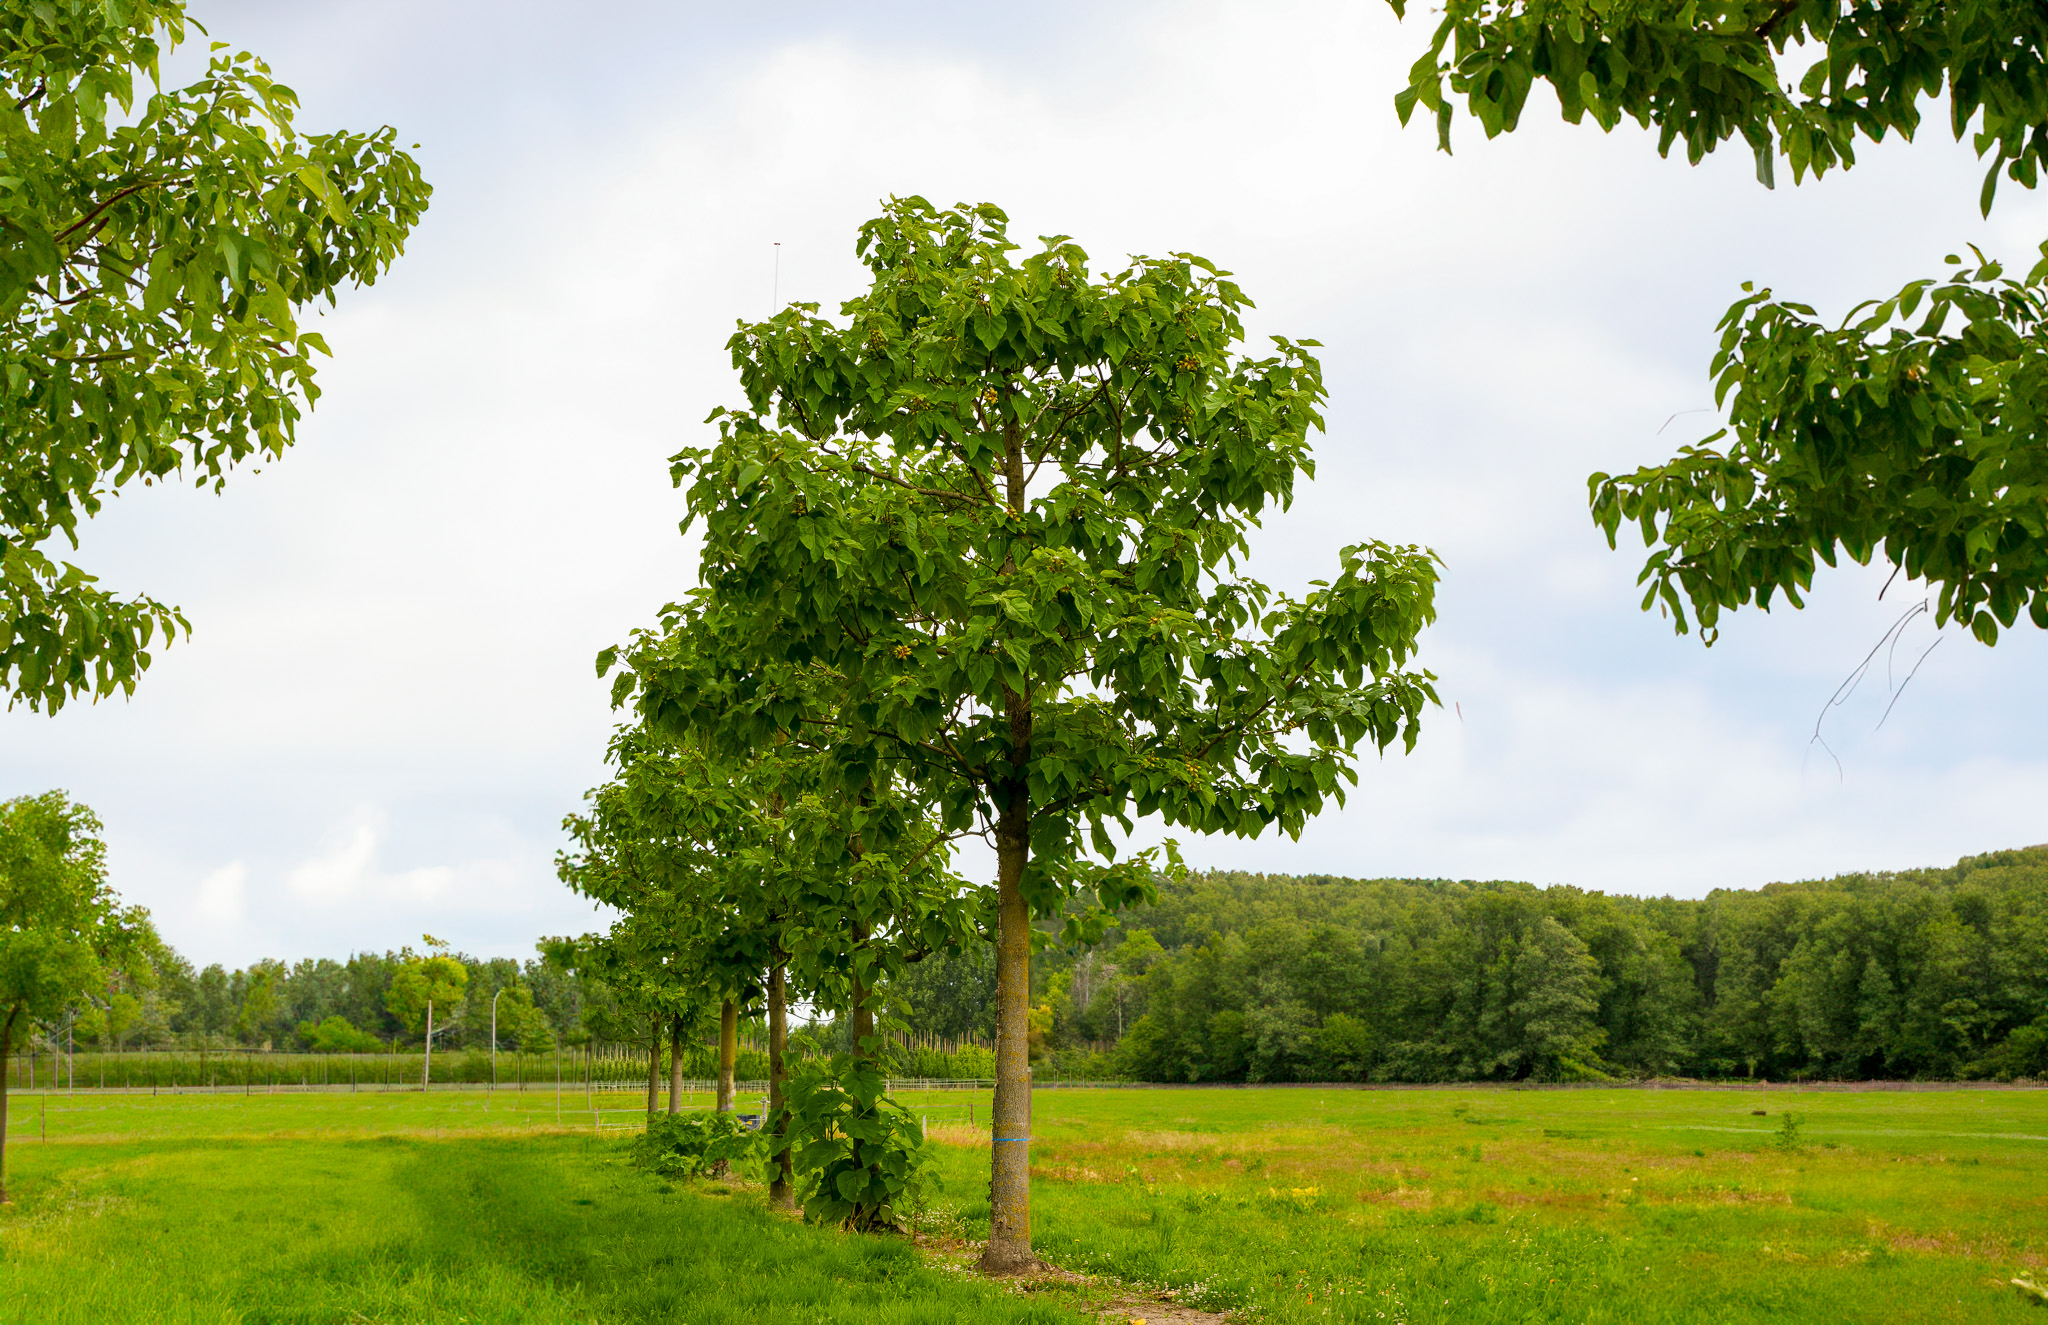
[2,0,2044,966]
[194,863,248,929]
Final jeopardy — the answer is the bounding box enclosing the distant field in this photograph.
[1,1084,2043,1323]
[930,1085,2048,1323]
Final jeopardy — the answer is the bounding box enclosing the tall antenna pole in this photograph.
[772,242,781,316]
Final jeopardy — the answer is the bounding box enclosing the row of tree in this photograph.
[553,192,1441,1271]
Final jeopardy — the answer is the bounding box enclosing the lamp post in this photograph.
[491,987,505,1092]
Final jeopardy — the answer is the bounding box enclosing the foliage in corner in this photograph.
[1591,248,2048,645]
[1383,1,2048,647]
[0,0,430,711]
[1387,0,2048,207]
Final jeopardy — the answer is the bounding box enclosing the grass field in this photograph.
[1,1084,2044,1322]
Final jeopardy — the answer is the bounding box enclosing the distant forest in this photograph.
[888,845,2048,1084]
[58,845,2048,1085]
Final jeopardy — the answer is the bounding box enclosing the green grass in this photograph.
[4,1085,2045,1322]
[922,1085,2048,1323]
[0,1090,1061,1325]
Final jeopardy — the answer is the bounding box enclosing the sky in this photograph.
[5,0,2045,969]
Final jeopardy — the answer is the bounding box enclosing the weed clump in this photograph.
[630,1112,754,1180]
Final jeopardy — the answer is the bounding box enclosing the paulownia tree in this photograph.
[0,790,149,1203]
[1,0,429,709]
[569,701,977,1216]
[548,882,716,1118]
[1386,0,2048,644]
[621,198,1439,1271]
[574,729,785,1127]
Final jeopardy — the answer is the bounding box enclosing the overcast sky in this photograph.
[5,0,2045,968]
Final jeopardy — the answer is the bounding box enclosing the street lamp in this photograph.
[491,987,505,1092]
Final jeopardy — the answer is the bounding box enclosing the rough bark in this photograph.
[768,960,793,1209]
[667,1015,684,1115]
[716,1000,737,1113]
[976,795,1036,1273]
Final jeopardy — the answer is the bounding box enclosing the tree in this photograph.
[620,198,1439,1270]
[0,791,145,1202]
[385,938,466,1088]
[493,983,554,1054]
[297,1014,381,1053]
[557,736,734,1119]
[1,1,430,710]
[232,967,276,1045]
[1387,0,2048,644]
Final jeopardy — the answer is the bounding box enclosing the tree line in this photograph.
[911,846,2048,1085]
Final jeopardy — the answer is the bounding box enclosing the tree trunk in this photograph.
[422,1000,433,1090]
[0,1006,17,1204]
[645,1022,660,1119]
[667,1015,684,1115]
[977,776,1036,1274]
[978,403,1039,1275]
[768,960,793,1209]
[716,1000,737,1112]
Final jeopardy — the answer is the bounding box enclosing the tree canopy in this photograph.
[1,0,429,709]
[1391,0,2048,204]
[1386,0,2048,645]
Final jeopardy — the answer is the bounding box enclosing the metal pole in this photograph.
[492,988,504,1093]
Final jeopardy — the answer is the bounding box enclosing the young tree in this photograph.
[622,198,1439,1270]
[558,743,734,1118]
[385,938,467,1088]
[494,984,555,1054]
[1386,1,2048,645]
[573,692,979,1212]
[0,791,146,1202]
[0,1,430,710]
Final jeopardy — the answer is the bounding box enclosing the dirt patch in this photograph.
[920,1239,1232,1322]
[1125,1130,1225,1152]
[1872,1223,2046,1269]
[1035,1164,1112,1184]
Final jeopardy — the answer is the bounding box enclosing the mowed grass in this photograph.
[0,1088,1066,1325]
[4,1085,2045,1323]
[921,1085,2048,1323]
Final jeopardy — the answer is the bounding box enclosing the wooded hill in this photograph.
[898,845,2048,1084]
